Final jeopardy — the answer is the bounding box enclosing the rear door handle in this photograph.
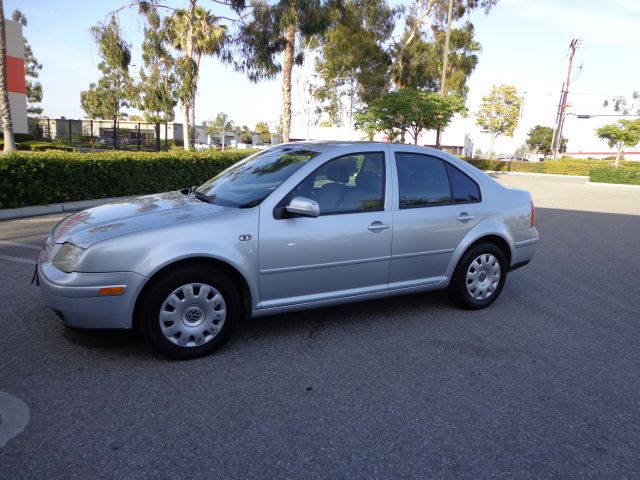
[457,213,475,222]
[368,222,389,232]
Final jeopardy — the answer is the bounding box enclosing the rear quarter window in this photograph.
[445,163,481,203]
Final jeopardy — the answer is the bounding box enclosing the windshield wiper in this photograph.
[192,190,214,204]
[183,186,214,204]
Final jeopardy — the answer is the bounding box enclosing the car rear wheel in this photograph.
[140,265,240,359]
[448,243,507,310]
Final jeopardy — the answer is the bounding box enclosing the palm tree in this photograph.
[0,0,16,153]
[209,112,233,151]
[165,1,225,150]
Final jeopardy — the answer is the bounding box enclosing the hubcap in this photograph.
[159,283,226,348]
[466,254,501,300]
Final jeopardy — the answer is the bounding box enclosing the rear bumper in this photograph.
[38,263,146,329]
[511,232,539,271]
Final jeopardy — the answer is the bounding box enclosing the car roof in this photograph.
[279,141,445,156]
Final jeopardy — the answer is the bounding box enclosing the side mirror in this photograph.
[286,196,320,218]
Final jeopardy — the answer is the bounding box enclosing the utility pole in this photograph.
[551,38,580,159]
[436,0,454,149]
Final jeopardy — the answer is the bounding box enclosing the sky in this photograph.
[9,0,640,154]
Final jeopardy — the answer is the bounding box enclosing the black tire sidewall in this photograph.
[141,265,240,359]
[449,243,507,310]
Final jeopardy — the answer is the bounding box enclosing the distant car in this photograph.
[37,142,538,359]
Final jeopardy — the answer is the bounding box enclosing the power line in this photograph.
[571,92,638,99]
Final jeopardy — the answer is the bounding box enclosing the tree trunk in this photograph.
[435,126,442,149]
[0,1,15,153]
[181,103,190,150]
[182,0,196,151]
[281,25,295,143]
[221,129,225,151]
[487,134,497,158]
[615,145,623,168]
[191,103,196,147]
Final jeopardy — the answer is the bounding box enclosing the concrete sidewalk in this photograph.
[0,196,131,221]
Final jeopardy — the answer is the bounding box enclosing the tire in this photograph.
[140,265,240,359]
[447,242,507,310]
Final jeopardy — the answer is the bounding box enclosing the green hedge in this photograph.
[590,167,640,185]
[467,158,640,176]
[0,149,255,209]
[467,159,598,176]
[0,140,74,152]
[0,133,35,142]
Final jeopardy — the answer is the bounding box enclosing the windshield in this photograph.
[196,146,319,208]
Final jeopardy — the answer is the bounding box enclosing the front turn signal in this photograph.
[98,287,126,296]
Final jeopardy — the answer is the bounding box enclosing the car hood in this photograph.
[51,191,233,248]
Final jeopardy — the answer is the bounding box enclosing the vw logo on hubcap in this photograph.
[184,305,204,325]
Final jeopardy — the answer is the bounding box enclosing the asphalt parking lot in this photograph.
[1,174,639,478]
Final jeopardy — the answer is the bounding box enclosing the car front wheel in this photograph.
[140,265,240,359]
[448,243,507,310]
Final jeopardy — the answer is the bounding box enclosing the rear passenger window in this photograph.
[445,163,481,203]
[395,153,451,208]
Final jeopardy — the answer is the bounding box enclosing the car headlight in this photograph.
[53,243,86,273]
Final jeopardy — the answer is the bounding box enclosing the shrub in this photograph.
[22,141,74,152]
[466,159,614,176]
[467,159,593,175]
[0,133,35,142]
[0,149,256,209]
[590,167,640,185]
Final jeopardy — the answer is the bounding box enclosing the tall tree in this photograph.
[392,0,495,90]
[313,0,394,136]
[137,3,178,149]
[475,84,522,158]
[0,0,16,152]
[526,125,566,159]
[603,91,639,116]
[207,112,234,150]
[165,1,226,149]
[255,121,271,143]
[82,15,136,148]
[11,10,43,115]
[233,0,331,143]
[595,119,640,168]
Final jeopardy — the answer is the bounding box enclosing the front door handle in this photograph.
[457,212,475,222]
[368,222,389,232]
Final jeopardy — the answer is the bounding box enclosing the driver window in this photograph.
[292,152,385,215]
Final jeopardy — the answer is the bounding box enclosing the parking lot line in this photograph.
[0,240,42,250]
[0,254,36,265]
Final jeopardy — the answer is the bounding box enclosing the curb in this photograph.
[0,196,132,221]
[585,181,640,189]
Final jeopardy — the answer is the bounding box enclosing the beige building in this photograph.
[36,118,230,146]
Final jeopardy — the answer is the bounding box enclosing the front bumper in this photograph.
[38,263,147,329]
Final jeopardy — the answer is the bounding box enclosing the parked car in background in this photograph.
[37,142,538,359]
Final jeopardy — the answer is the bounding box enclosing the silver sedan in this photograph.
[37,142,538,358]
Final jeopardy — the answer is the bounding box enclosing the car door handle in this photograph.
[368,222,389,232]
[457,213,475,222]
